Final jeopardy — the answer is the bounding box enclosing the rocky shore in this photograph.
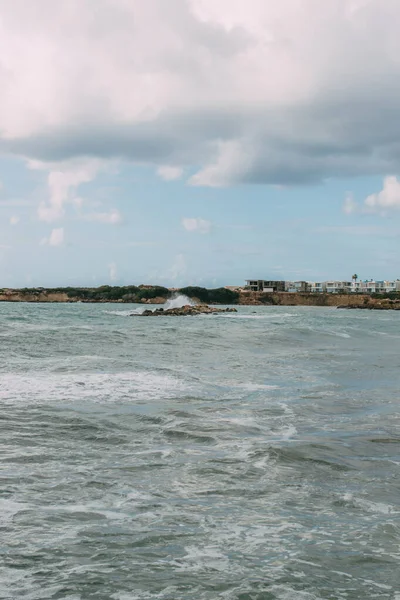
[337,300,400,310]
[131,304,237,316]
[1,286,399,309]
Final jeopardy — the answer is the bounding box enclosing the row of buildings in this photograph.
[244,279,400,294]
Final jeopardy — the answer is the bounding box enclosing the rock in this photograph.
[130,304,238,316]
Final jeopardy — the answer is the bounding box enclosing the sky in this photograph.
[1,0,400,288]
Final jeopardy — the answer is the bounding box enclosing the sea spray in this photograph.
[128,293,195,315]
[164,294,195,310]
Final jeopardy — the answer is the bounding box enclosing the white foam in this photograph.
[0,499,28,525]
[342,493,398,515]
[175,545,230,573]
[268,585,323,599]
[279,425,298,440]
[232,382,279,391]
[0,370,192,405]
[104,309,135,317]
[362,579,392,590]
[217,313,297,320]
[110,294,194,316]
[164,294,194,310]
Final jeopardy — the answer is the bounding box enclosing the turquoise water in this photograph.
[1,303,400,599]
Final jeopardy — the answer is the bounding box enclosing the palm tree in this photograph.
[352,274,358,282]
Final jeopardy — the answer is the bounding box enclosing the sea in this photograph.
[1,300,400,600]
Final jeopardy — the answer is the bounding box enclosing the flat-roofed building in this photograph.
[324,281,352,293]
[309,282,325,293]
[245,280,286,292]
[285,281,310,293]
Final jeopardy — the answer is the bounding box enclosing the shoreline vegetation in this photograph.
[1,285,400,309]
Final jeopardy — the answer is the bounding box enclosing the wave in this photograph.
[216,313,298,319]
[164,294,194,310]
[104,309,135,317]
[0,370,194,405]
[105,294,195,317]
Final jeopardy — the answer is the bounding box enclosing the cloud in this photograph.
[182,217,211,233]
[41,227,64,247]
[364,176,400,213]
[159,253,187,283]
[157,166,183,181]
[0,1,400,186]
[33,159,104,222]
[343,176,400,215]
[109,262,118,281]
[0,199,32,207]
[83,209,122,224]
[343,192,358,215]
[9,215,20,225]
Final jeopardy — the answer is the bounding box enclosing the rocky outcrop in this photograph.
[338,299,400,310]
[140,296,166,304]
[131,304,237,316]
[0,290,71,302]
[238,291,380,307]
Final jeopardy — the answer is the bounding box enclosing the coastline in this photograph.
[1,287,399,308]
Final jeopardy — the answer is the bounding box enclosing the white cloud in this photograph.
[145,255,187,285]
[9,215,20,225]
[33,159,105,222]
[182,217,211,233]
[1,2,400,185]
[0,199,32,207]
[170,254,187,281]
[343,193,358,215]
[364,176,400,213]
[189,140,252,187]
[344,176,400,215]
[157,166,183,181]
[109,262,118,281]
[41,227,64,246]
[83,209,122,224]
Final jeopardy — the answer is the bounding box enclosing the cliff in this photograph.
[0,290,71,303]
[237,291,373,307]
[0,287,397,308]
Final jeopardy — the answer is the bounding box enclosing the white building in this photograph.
[285,281,310,293]
[245,278,400,294]
[324,281,352,293]
[309,282,325,293]
[351,280,400,293]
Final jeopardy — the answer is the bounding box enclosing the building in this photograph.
[309,282,325,293]
[351,280,400,294]
[324,281,352,293]
[285,281,310,293]
[245,278,400,294]
[245,280,286,292]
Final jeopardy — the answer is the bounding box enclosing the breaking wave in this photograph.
[164,294,195,310]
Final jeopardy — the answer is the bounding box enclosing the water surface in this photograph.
[1,303,399,599]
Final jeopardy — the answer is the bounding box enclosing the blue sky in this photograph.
[1,0,400,288]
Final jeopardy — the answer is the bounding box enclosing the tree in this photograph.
[352,274,358,282]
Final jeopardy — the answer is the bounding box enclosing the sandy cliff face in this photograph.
[238,291,372,307]
[0,291,70,302]
[0,289,394,308]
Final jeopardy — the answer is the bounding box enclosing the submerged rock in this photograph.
[131,304,237,316]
